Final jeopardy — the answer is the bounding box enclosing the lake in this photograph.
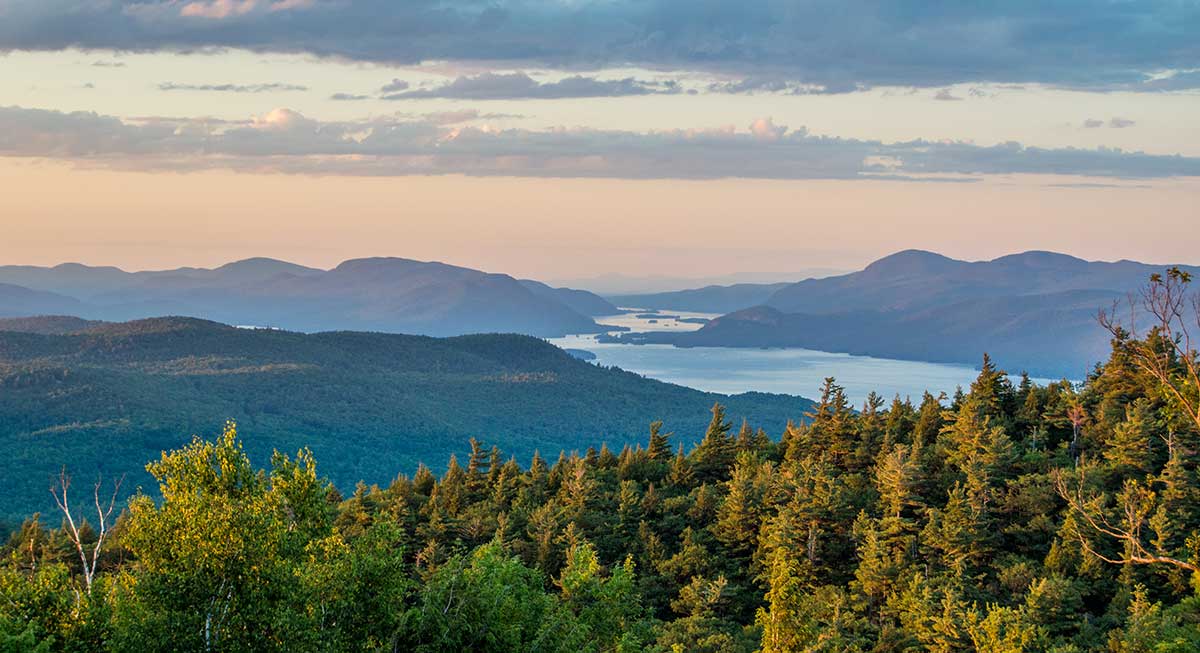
[551,309,1055,406]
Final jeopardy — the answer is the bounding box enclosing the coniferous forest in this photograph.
[3,270,1200,652]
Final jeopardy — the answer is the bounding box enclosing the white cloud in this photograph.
[0,105,1195,181]
[749,117,787,141]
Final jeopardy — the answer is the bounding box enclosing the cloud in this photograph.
[380,72,681,100]
[1048,182,1152,189]
[157,82,308,93]
[933,89,963,101]
[706,78,860,95]
[380,78,409,93]
[7,1,1196,91]
[180,0,257,19]
[176,0,313,20]
[330,92,370,101]
[748,117,787,141]
[411,109,524,125]
[0,105,1196,181]
[91,60,125,68]
[1082,117,1136,129]
[1138,69,1200,91]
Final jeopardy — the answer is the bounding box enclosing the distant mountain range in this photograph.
[607,283,792,314]
[0,283,83,317]
[605,250,1199,378]
[550,268,847,295]
[0,257,620,337]
[0,316,811,524]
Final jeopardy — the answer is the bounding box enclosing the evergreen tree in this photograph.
[692,404,735,483]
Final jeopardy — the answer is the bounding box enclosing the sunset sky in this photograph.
[2,1,1198,281]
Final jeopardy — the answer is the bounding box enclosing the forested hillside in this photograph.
[0,317,809,525]
[2,270,1199,651]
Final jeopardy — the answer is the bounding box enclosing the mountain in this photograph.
[0,258,323,299]
[607,282,792,314]
[0,283,84,317]
[0,317,813,523]
[609,250,1200,378]
[519,279,622,316]
[765,249,1189,314]
[0,263,137,299]
[0,315,102,334]
[0,258,608,338]
[548,268,847,295]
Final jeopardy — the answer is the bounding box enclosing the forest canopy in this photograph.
[3,269,1200,652]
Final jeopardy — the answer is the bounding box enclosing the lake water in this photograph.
[551,309,1048,406]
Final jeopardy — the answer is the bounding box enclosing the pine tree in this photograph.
[884,395,916,449]
[647,420,672,461]
[437,454,467,517]
[1104,398,1158,478]
[692,403,735,483]
[714,452,776,562]
[805,378,857,469]
[466,438,491,502]
[668,444,695,488]
[968,353,1018,428]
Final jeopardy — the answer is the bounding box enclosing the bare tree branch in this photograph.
[50,468,125,594]
[1054,468,1198,574]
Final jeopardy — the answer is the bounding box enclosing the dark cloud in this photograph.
[330,92,370,101]
[380,72,680,100]
[1,105,1196,181]
[1083,119,1104,128]
[158,82,308,93]
[5,1,1197,91]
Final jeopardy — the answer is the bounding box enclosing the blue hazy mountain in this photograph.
[519,279,622,316]
[0,257,611,337]
[0,283,83,318]
[608,250,1200,378]
[606,282,792,313]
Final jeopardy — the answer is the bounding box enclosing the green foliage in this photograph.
[3,287,1200,651]
[0,320,812,525]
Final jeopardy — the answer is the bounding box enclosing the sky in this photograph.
[1,0,1198,281]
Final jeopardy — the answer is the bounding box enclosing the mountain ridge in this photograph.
[606,250,1200,377]
[0,257,615,338]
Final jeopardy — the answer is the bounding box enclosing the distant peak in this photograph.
[989,250,1087,268]
[52,262,126,273]
[334,256,423,269]
[332,257,478,276]
[214,257,322,274]
[862,249,958,276]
